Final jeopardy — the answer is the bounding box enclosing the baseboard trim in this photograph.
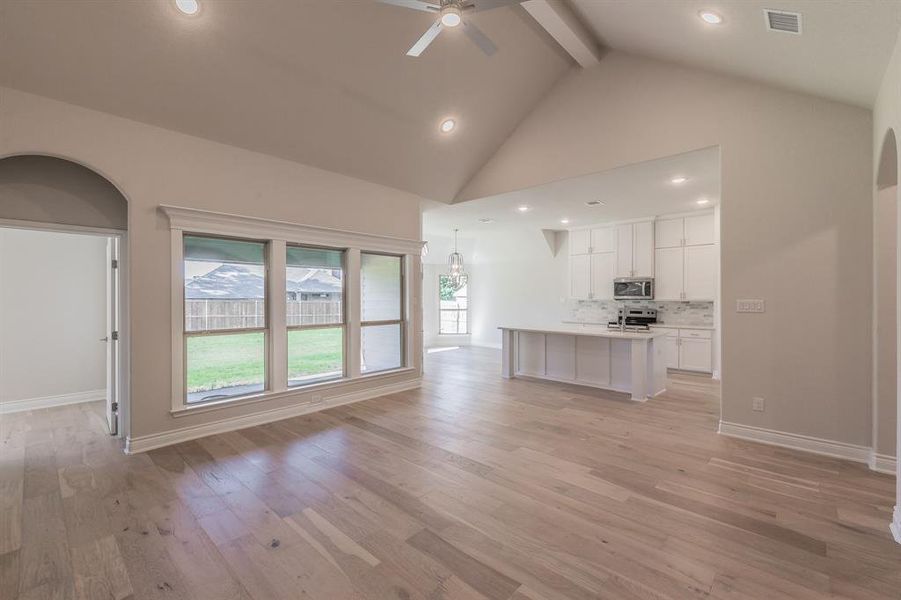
[126,378,421,454]
[868,451,898,475]
[0,389,105,414]
[891,506,901,544]
[718,420,871,464]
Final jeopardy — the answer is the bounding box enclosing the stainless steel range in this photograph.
[608,307,658,331]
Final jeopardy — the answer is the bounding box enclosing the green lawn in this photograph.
[187,328,343,392]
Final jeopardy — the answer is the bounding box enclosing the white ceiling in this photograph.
[570,0,901,108]
[423,145,720,236]
[0,0,571,202]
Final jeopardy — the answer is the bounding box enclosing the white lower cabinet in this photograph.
[655,328,712,373]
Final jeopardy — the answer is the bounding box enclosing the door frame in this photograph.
[0,217,129,440]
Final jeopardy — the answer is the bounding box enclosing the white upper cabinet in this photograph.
[655,218,683,249]
[684,213,716,246]
[632,221,655,277]
[615,220,654,278]
[590,226,616,254]
[590,252,616,300]
[654,247,683,301]
[570,254,590,299]
[615,224,633,277]
[570,229,590,255]
[684,244,717,300]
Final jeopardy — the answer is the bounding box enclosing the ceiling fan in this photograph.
[377,0,524,57]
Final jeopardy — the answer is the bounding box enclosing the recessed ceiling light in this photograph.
[440,118,456,133]
[670,176,688,185]
[585,200,606,207]
[176,0,200,15]
[517,205,530,212]
[440,6,462,27]
[699,10,723,25]
[696,198,711,206]
[478,217,494,223]
[560,218,570,224]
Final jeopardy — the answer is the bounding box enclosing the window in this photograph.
[184,235,268,403]
[286,245,345,386]
[438,274,468,334]
[360,253,403,373]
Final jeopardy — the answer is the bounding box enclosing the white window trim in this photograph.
[162,205,422,414]
[437,273,470,336]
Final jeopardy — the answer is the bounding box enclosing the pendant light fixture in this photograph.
[447,228,467,290]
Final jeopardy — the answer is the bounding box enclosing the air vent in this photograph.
[585,200,606,207]
[764,9,801,34]
[478,217,494,223]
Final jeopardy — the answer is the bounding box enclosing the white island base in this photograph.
[499,326,668,401]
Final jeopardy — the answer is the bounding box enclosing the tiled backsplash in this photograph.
[564,299,715,327]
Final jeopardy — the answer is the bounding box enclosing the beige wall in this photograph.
[0,155,127,230]
[0,228,107,404]
[875,185,897,457]
[460,51,874,447]
[0,87,423,439]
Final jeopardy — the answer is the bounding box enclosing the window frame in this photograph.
[182,233,271,405]
[360,251,406,374]
[437,273,469,336]
[285,243,348,387]
[164,205,421,416]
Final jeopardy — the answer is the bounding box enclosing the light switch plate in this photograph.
[736,299,765,313]
[752,397,765,412]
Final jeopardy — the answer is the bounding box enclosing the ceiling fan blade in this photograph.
[407,20,444,57]
[464,0,523,13]
[462,20,497,56]
[377,0,440,13]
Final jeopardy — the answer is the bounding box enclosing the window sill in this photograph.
[171,366,417,418]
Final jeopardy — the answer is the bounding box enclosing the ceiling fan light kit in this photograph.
[377,0,523,57]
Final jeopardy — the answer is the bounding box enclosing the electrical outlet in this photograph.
[752,397,765,412]
[311,394,324,405]
[736,299,766,313]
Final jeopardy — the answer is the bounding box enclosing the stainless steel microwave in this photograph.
[613,277,654,300]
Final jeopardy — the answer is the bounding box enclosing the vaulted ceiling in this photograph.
[0,0,571,202]
[2,0,900,204]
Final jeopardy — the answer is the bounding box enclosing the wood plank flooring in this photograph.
[2,345,899,599]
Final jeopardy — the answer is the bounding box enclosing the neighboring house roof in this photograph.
[185,264,341,299]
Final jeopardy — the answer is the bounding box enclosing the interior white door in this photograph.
[615,224,633,277]
[684,244,717,300]
[655,218,683,248]
[105,237,119,436]
[684,213,716,246]
[569,229,590,255]
[679,337,712,372]
[590,226,616,254]
[632,221,655,277]
[590,252,616,299]
[654,247,683,300]
[570,254,590,299]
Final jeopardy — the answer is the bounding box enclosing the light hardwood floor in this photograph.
[2,346,899,599]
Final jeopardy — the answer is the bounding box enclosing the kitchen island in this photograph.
[499,325,668,401]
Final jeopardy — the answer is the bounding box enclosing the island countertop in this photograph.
[498,324,669,340]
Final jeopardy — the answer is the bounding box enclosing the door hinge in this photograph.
[111,259,119,269]
[111,401,119,413]
[111,331,119,341]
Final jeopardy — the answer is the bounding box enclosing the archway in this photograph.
[0,154,129,439]
[875,129,900,543]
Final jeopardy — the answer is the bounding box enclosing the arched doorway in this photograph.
[874,129,900,543]
[0,154,129,438]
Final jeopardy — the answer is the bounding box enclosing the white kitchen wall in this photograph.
[0,228,107,407]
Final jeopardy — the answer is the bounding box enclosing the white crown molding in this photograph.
[126,377,421,454]
[718,420,871,464]
[0,389,106,414]
[159,205,424,255]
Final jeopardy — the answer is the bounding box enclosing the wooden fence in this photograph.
[186,299,342,331]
